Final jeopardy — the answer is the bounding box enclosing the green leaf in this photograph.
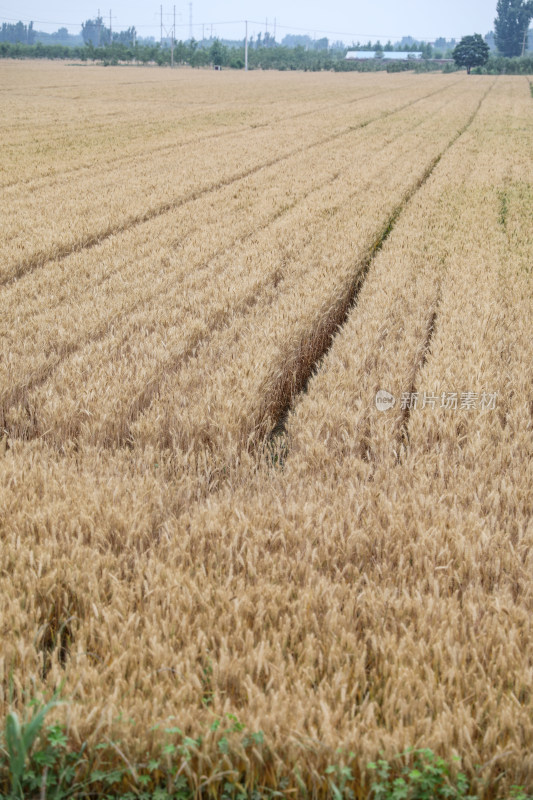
[46,722,68,748]
[5,711,25,793]
[90,769,109,781]
[183,736,198,749]
[22,698,62,754]
[329,779,343,800]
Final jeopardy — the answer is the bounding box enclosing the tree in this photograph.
[494,0,533,56]
[452,33,490,72]
[113,27,136,45]
[0,20,34,44]
[209,39,226,66]
[313,37,328,51]
[81,17,110,47]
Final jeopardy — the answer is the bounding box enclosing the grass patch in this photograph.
[1,698,532,799]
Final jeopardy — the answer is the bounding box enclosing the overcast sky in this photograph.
[0,0,498,43]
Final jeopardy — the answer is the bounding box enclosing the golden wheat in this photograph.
[0,63,532,796]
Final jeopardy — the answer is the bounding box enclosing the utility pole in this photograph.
[109,9,112,43]
[521,24,528,57]
[97,8,101,46]
[245,20,248,70]
[202,23,205,42]
[171,4,175,66]
[189,2,193,40]
[160,4,163,45]
[274,17,276,43]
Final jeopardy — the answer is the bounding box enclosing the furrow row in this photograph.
[0,76,464,286]
[1,84,478,445]
[124,82,489,465]
[0,83,396,191]
[1,91,461,427]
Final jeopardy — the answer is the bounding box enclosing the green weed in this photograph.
[2,702,532,799]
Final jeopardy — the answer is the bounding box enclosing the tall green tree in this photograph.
[494,0,533,56]
[452,33,490,72]
[81,17,111,47]
[0,20,34,44]
[209,39,223,65]
[113,27,136,45]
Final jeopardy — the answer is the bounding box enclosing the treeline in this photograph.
[472,53,533,73]
[0,40,432,70]
[0,40,437,70]
[0,40,349,69]
[0,39,532,73]
[1,20,35,44]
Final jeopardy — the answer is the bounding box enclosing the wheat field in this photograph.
[0,61,532,797]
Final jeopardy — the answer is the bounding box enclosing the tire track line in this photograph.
[5,82,462,328]
[1,78,465,288]
[0,174,334,429]
[265,80,496,464]
[0,86,400,191]
[107,90,480,451]
[3,90,465,443]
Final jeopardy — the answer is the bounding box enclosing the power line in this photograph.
[0,14,83,26]
[0,13,495,42]
[0,14,244,31]
[246,19,467,41]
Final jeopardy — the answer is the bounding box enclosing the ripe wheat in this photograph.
[1,63,531,796]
